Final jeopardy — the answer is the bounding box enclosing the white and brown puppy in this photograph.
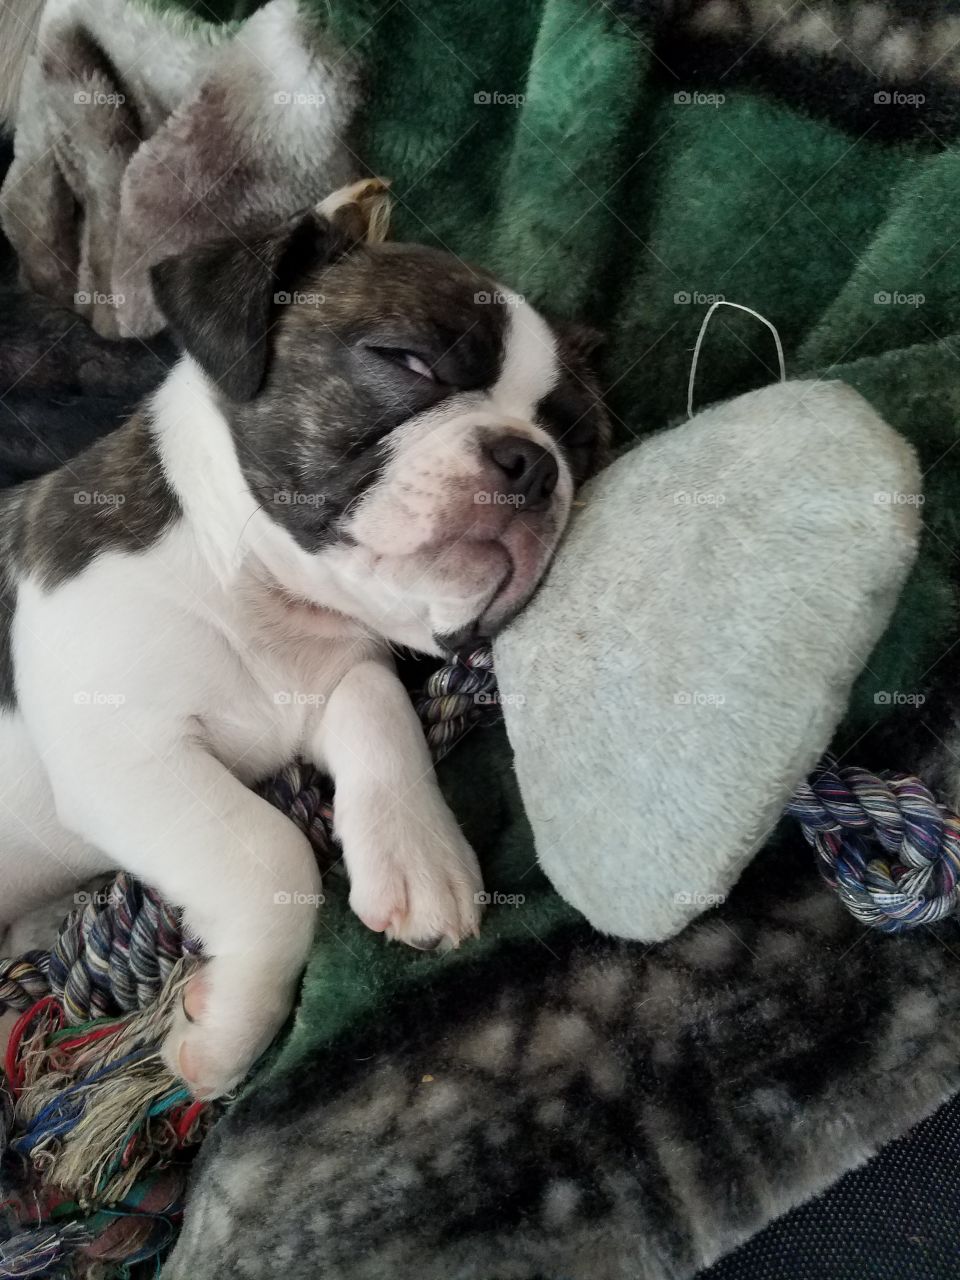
[0,182,608,1097]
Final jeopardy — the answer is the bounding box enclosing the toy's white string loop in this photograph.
[687,301,786,420]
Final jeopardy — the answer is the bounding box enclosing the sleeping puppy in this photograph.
[0,180,608,1098]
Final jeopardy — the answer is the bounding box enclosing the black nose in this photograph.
[484,435,558,511]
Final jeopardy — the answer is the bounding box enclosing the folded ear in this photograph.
[149,180,391,402]
[149,211,345,402]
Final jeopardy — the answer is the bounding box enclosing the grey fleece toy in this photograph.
[494,379,922,941]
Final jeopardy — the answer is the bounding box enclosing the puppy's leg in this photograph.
[316,661,483,949]
[0,715,110,929]
[46,743,321,1098]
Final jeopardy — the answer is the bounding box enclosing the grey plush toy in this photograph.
[494,379,921,941]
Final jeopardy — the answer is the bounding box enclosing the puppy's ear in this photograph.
[149,211,348,402]
[149,180,392,402]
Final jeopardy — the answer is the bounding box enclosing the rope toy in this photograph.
[0,980,209,1275]
[787,754,960,932]
[416,643,498,752]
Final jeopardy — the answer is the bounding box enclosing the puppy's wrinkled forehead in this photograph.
[279,242,527,394]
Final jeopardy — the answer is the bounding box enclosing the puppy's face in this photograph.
[152,191,608,650]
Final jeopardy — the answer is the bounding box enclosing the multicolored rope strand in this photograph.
[0,981,210,1277]
[257,762,336,856]
[416,644,501,754]
[786,754,960,932]
[0,952,50,1015]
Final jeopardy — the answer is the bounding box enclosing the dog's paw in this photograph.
[161,958,300,1100]
[348,806,484,950]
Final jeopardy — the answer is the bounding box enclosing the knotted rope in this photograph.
[0,952,50,1014]
[416,644,499,752]
[786,754,960,932]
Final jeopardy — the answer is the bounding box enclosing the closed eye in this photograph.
[368,347,439,382]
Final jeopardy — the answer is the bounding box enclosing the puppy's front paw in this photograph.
[161,958,300,1100]
[348,803,483,951]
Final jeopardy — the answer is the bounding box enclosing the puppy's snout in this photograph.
[484,435,558,511]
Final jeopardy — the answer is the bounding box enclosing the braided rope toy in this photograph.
[0,646,955,1278]
[786,754,960,931]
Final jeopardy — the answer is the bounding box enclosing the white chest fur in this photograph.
[187,569,386,783]
[12,520,385,787]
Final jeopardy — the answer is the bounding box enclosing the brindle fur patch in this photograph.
[15,411,180,590]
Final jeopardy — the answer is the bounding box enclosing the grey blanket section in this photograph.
[163,827,960,1280]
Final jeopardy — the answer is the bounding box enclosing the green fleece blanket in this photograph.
[39,0,960,1275]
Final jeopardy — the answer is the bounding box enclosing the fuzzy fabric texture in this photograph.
[0,139,176,487]
[0,0,360,337]
[495,379,922,941]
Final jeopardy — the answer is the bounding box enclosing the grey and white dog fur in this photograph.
[0,180,608,1098]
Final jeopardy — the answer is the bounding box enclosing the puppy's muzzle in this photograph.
[482,434,558,511]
